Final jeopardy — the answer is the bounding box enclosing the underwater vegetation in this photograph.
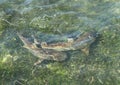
[0,0,120,85]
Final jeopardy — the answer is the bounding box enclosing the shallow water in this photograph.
[0,0,120,85]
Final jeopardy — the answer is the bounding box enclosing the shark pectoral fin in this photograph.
[81,47,89,55]
[34,59,43,66]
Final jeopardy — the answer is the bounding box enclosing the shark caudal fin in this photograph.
[17,32,33,48]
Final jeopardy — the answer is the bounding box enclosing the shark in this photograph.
[41,31,98,55]
[17,33,67,65]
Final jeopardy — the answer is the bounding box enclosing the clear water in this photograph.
[0,0,120,85]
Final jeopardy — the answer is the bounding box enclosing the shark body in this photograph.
[17,33,67,65]
[41,32,98,55]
